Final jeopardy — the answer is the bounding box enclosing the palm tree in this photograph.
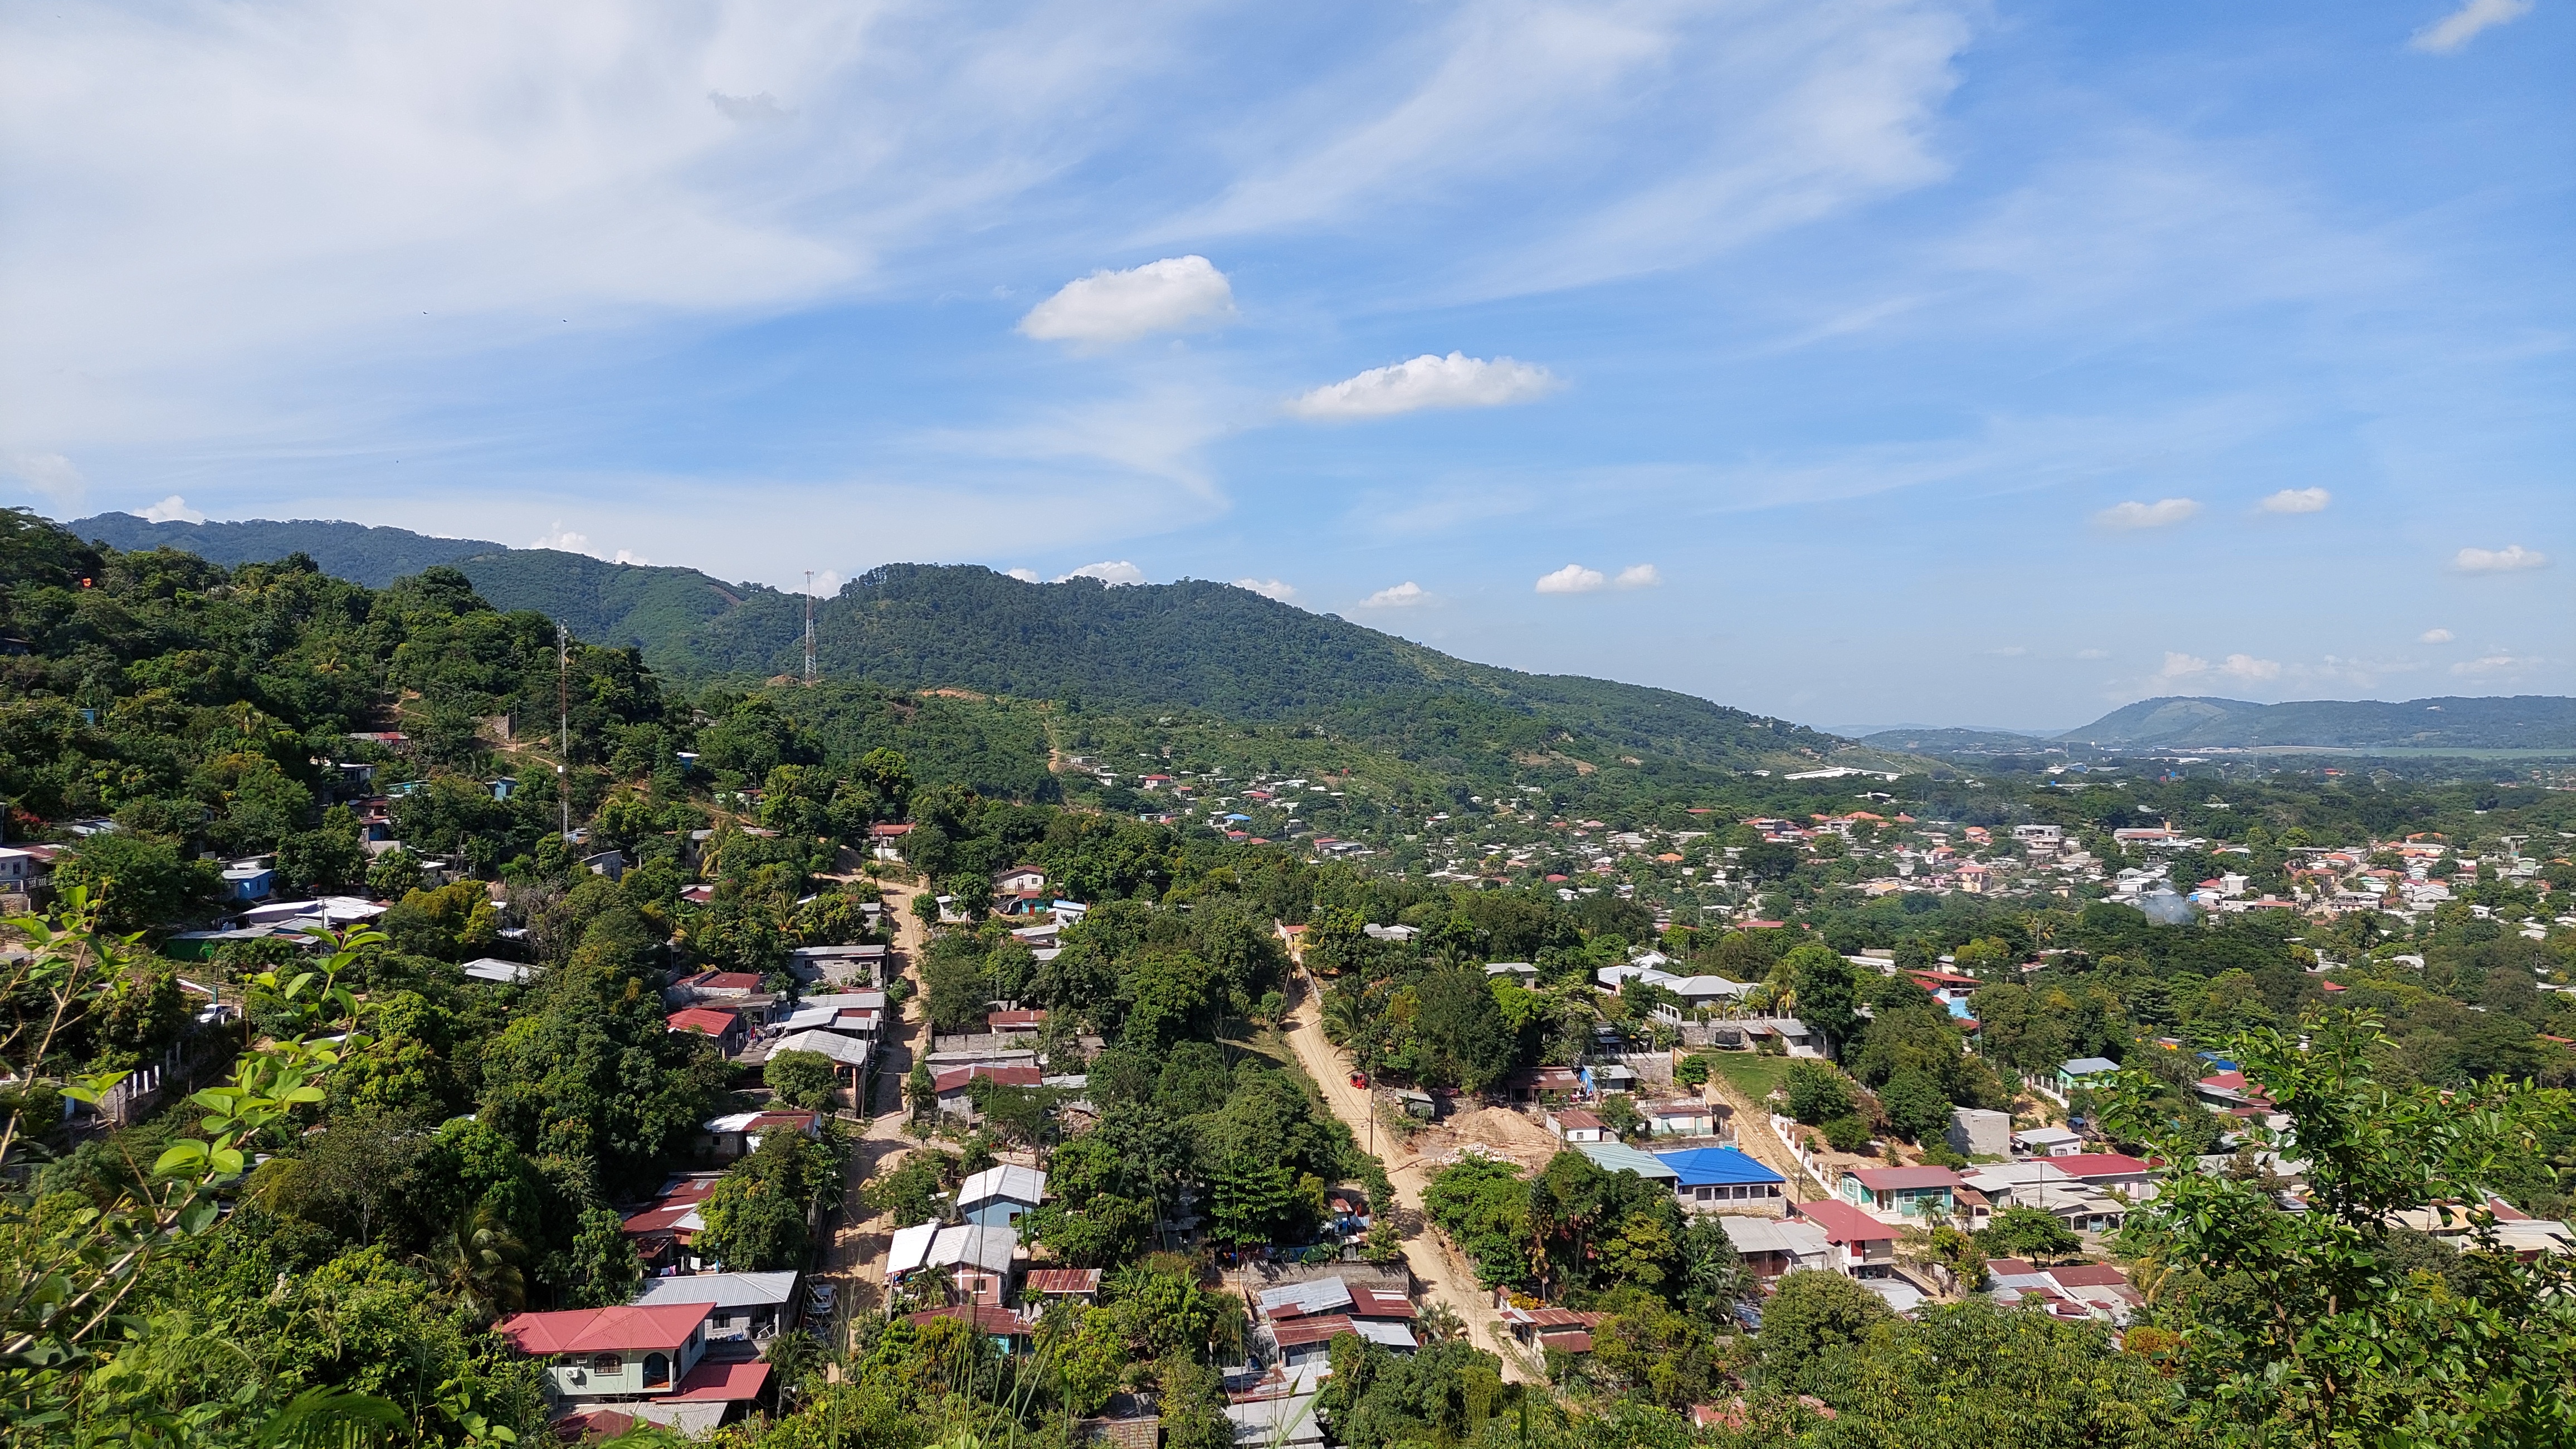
[423,1202,528,1323]
[1416,1300,1465,1345]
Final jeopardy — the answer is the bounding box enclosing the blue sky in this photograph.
[2,0,2567,731]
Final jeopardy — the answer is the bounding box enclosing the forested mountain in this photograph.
[2060,694,2576,749]
[65,514,1862,773]
[70,511,506,586]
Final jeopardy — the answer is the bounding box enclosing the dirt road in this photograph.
[816,878,931,1310]
[1700,1071,1829,1200]
[1279,971,1539,1383]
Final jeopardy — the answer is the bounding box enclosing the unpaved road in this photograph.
[1280,970,1539,1383]
[817,879,930,1310]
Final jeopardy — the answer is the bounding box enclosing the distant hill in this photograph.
[55,514,1863,772]
[2058,695,2576,749]
[1858,726,2056,754]
[71,512,504,586]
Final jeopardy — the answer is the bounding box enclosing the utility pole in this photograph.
[803,570,817,685]
[557,623,570,843]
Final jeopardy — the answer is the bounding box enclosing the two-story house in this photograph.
[1839,1165,1965,1221]
[1790,1199,1900,1278]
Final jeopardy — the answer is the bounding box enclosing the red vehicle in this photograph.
[1349,1072,1367,1089]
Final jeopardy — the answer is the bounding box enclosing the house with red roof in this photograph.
[495,1303,754,1405]
[665,1006,747,1057]
[1788,1199,1899,1278]
[933,1064,1045,1120]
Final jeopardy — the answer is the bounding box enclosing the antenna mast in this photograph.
[803,570,817,685]
[557,623,570,843]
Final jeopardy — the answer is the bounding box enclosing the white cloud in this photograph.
[1017,256,1237,345]
[2411,0,2533,53]
[2219,653,2282,681]
[530,523,591,552]
[2095,497,2201,530]
[2419,628,2454,643]
[1005,567,1041,583]
[141,494,205,524]
[2075,647,2111,660]
[2160,652,2211,679]
[2454,544,2548,573]
[1359,580,1429,608]
[1535,563,1606,594]
[1612,563,1661,590]
[1233,577,1297,603]
[2453,653,2530,676]
[1059,560,1145,586]
[613,549,651,566]
[1286,353,1559,421]
[2260,486,2331,514]
[2,451,85,505]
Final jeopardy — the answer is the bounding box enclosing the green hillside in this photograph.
[2061,694,2576,749]
[70,511,504,585]
[60,517,1865,772]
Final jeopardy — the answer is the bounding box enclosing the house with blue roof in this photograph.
[1653,1146,1786,1214]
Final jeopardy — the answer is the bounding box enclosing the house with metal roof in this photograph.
[1838,1165,1965,1220]
[1576,1139,1681,1184]
[957,1165,1047,1228]
[1716,1216,1830,1278]
[1653,1146,1785,1213]
[633,1271,802,1341]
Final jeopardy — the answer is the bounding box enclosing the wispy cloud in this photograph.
[1233,577,1297,603]
[2419,627,2453,643]
[1286,353,1558,421]
[2454,544,2548,573]
[2410,0,2533,54]
[2,452,85,506]
[2452,652,2533,676]
[1613,564,1661,589]
[1018,256,1237,345]
[2260,486,2330,514]
[2096,497,2201,530]
[2219,653,2281,681]
[1359,580,1429,608]
[2160,652,2211,679]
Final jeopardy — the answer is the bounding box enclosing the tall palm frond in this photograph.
[422,1203,528,1322]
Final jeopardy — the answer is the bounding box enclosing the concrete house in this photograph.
[1547,1109,1609,1144]
[1656,1146,1785,1213]
[1791,1199,1901,1278]
[496,1303,714,1400]
[1839,1165,1965,1221]
[1719,1216,1831,1279]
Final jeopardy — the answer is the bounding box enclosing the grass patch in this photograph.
[1704,1051,1798,1105]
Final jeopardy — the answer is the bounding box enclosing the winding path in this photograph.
[1278,970,1539,1384]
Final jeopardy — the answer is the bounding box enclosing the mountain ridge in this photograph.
[67,512,1860,772]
